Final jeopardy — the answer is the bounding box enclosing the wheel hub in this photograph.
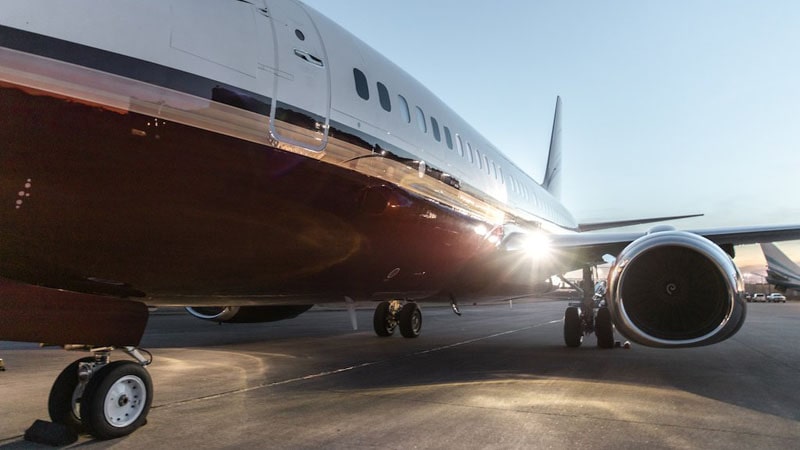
[104,375,146,428]
[411,311,421,332]
[117,394,130,407]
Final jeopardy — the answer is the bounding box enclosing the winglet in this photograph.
[542,96,562,200]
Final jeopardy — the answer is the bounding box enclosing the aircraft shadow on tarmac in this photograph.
[137,304,800,424]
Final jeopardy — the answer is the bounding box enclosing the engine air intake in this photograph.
[607,231,745,348]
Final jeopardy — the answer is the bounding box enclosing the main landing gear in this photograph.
[562,267,615,349]
[48,346,153,440]
[373,300,422,338]
[563,304,614,349]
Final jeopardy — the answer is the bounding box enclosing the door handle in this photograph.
[293,49,324,67]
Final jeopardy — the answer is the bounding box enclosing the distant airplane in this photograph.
[1,0,800,440]
[760,243,800,292]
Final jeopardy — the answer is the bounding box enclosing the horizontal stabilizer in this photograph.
[577,213,703,232]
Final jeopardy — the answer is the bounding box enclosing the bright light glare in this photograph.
[524,233,552,259]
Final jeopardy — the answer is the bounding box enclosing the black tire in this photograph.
[48,357,96,433]
[373,301,396,337]
[80,361,153,440]
[595,307,615,349]
[564,306,583,347]
[398,302,422,338]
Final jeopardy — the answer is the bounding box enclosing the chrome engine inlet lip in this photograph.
[607,230,745,348]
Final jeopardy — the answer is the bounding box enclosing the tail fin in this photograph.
[542,96,562,199]
[761,243,800,275]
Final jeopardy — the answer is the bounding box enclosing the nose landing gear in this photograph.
[47,346,153,440]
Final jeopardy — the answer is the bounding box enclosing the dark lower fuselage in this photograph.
[0,81,497,304]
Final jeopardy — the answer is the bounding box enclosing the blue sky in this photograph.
[302,0,800,268]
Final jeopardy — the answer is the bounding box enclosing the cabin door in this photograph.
[264,0,330,151]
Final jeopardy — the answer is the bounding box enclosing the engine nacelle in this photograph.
[185,305,313,323]
[607,230,746,348]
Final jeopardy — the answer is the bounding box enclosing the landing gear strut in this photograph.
[48,346,153,439]
[373,300,422,338]
[562,266,615,348]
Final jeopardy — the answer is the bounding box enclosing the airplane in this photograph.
[760,243,800,292]
[1,0,800,440]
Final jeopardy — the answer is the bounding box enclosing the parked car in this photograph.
[751,293,767,302]
[767,293,787,303]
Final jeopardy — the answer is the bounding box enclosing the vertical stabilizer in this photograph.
[542,96,562,199]
[761,243,800,277]
[760,242,800,292]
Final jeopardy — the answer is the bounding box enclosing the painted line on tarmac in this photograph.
[413,319,561,356]
[153,318,561,411]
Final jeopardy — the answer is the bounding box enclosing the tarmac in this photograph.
[1,298,799,449]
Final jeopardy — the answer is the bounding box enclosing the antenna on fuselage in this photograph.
[541,96,562,200]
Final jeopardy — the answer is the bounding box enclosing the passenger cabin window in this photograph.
[484,155,490,175]
[353,68,369,100]
[498,166,503,183]
[475,148,483,169]
[455,134,464,156]
[444,126,453,149]
[415,106,427,133]
[467,142,475,163]
[377,82,391,112]
[398,95,411,123]
[430,117,441,142]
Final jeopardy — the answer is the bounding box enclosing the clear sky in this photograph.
[301,0,800,269]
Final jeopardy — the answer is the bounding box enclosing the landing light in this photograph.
[474,224,488,236]
[524,233,552,259]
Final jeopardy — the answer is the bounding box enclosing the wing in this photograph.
[576,213,703,232]
[549,224,800,266]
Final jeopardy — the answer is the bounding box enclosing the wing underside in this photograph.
[549,224,800,267]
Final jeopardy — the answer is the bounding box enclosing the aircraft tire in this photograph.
[48,357,96,433]
[80,361,152,439]
[595,307,615,349]
[373,301,396,337]
[564,306,583,347]
[398,302,422,338]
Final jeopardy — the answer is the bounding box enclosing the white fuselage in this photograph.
[1,0,576,232]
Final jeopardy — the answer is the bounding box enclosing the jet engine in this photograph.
[185,305,313,323]
[606,230,746,348]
